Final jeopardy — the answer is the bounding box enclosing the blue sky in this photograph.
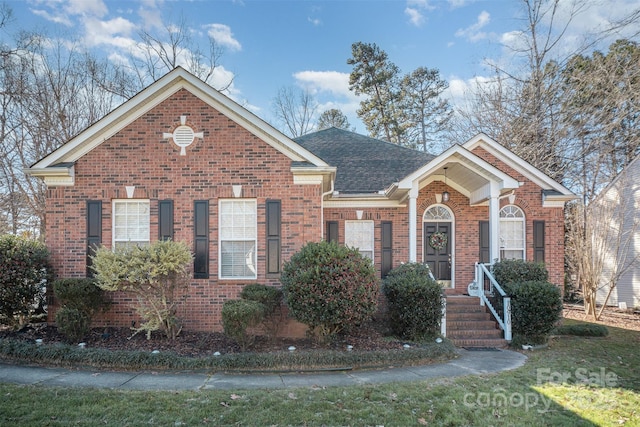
[10,0,640,133]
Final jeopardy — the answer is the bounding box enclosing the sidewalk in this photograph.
[0,348,526,391]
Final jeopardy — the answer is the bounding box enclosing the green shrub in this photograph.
[281,241,379,343]
[492,259,548,286]
[383,263,444,340]
[554,323,609,337]
[507,280,562,343]
[91,240,192,340]
[222,299,265,350]
[240,284,284,339]
[53,278,110,316]
[53,278,110,342]
[0,235,50,328]
[55,307,91,343]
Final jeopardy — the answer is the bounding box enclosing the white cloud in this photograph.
[405,7,425,27]
[308,16,322,26]
[292,70,356,99]
[404,0,435,27]
[455,10,491,42]
[30,8,73,26]
[66,0,107,17]
[204,23,242,51]
[448,0,471,9]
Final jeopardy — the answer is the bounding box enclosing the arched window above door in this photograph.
[423,205,453,221]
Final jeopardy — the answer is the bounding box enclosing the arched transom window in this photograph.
[423,205,453,221]
[499,205,525,260]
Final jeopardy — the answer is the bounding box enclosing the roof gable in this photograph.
[463,133,574,197]
[28,67,328,171]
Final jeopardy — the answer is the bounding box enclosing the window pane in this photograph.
[345,221,374,257]
[113,200,150,247]
[221,241,256,277]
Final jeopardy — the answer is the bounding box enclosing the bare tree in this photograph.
[567,170,640,319]
[271,86,318,138]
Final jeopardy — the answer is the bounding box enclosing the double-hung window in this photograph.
[112,200,150,250]
[219,199,257,279]
[345,220,374,260]
[499,205,525,260]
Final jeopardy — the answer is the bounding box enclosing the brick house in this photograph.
[26,67,575,338]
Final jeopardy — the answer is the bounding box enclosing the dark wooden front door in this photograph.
[424,222,452,284]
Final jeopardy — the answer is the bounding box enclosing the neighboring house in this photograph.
[592,155,640,309]
[25,67,575,335]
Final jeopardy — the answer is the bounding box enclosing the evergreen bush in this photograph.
[222,299,265,350]
[53,278,110,342]
[492,259,548,286]
[0,235,50,328]
[281,241,379,343]
[240,284,284,339]
[91,240,192,340]
[55,307,90,343]
[383,263,443,340]
[507,280,563,344]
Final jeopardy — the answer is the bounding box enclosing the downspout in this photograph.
[320,178,335,240]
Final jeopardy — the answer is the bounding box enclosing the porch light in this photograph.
[442,167,450,202]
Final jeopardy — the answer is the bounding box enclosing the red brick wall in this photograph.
[46,89,322,332]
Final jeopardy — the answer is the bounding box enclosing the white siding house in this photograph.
[593,155,640,309]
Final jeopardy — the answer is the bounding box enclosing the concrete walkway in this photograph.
[0,348,527,391]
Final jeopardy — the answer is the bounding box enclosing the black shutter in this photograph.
[266,200,281,275]
[158,200,174,241]
[86,200,102,277]
[326,221,338,243]
[479,221,490,264]
[194,200,209,279]
[533,220,545,263]
[381,221,393,278]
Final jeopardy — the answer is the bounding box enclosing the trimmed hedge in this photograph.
[0,235,50,327]
[492,259,548,286]
[53,278,110,343]
[281,241,379,342]
[506,280,563,344]
[554,323,609,337]
[222,299,265,350]
[383,263,443,340]
[240,284,284,339]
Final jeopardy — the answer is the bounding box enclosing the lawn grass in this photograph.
[1,318,639,426]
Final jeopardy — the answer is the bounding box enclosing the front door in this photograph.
[424,222,452,287]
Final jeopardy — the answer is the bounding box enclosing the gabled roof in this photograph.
[463,133,575,201]
[295,127,434,193]
[26,67,330,177]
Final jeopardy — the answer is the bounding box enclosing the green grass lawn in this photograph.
[1,318,639,426]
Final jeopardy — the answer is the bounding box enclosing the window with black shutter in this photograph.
[479,221,490,264]
[533,220,545,263]
[266,199,281,276]
[381,221,393,278]
[86,200,102,277]
[158,200,174,241]
[194,200,209,279]
[326,221,338,243]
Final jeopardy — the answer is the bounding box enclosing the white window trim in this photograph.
[112,199,150,249]
[218,199,258,280]
[499,205,526,260]
[345,220,375,260]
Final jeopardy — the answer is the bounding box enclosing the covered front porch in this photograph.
[396,141,520,294]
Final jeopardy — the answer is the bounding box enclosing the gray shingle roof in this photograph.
[294,127,434,193]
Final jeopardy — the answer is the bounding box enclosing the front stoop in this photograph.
[446,296,507,348]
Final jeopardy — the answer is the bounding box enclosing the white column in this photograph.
[489,183,500,264]
[408,185,418,262]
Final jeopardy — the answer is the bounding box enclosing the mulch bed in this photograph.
[563,303,640,332]
[0,321,406,358]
